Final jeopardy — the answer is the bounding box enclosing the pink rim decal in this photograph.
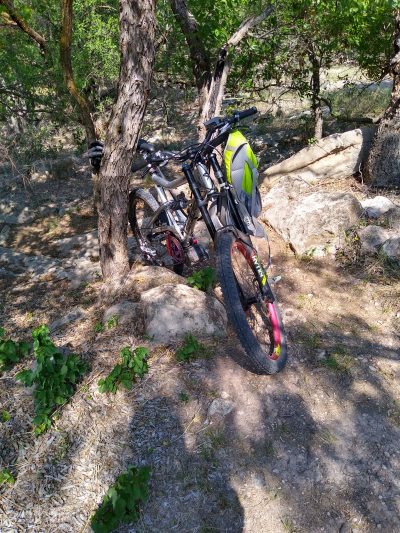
[267,302,282,360]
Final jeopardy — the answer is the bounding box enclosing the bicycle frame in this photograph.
[136,148,274,302]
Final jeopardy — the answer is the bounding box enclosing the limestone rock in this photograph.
[207,399,235,418]
[262,128,375,185]
[262,180,362,254]
[140,283,227,341]
[361,196,397,219]
[382,237,400,263]
[103,301,139,326]
[49,307,86,332]
[358,225,391,255]
[126,264,184,293]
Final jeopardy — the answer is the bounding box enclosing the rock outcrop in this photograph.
[262,128,375,185]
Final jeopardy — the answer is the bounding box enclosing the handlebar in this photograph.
[235,107,257,121]
[131,107,258,173]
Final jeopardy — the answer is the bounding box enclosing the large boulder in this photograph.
[262,128,375,185]
[262,179,363,255]
[140,283,227,342]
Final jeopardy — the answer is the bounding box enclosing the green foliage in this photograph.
[176,334,209,362]
[0,469,15,486]
[94,322,105,333]
[179,392,190,403]
[91,466,151,533]
[16,325,87,435]
[0,327,30,372]
[98,346,149,394]
[106,315,119,329]
[1,410,11,423]
[187,267,215,292]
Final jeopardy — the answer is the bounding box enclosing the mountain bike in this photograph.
[127,107,287,375]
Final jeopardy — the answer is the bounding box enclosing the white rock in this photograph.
[382,237,400,263]
[140,283,227,341]
[103,301,139,326]
[361,196,396,218]
[263,128,375,185]
[262,181,362,255]
[49,307,86,332]
[358,225,391,255]
[208,398,234,418]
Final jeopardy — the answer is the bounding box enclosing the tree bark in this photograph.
[364,9,400,187]
[308,47,323,140]
[198,5,274,138]
[0,0,46,52]
[169,0,211,113]
[60,0,97,145]
[200,5,274,133]
[98,0,156,281]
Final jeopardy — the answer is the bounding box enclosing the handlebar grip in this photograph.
[236,107,258,120]
[137,138,155,153]
[131,159,147,172]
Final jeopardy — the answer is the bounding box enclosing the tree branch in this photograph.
[226,4,275,48]
[0,0,46,52]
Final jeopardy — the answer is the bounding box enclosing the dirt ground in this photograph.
[1,185,399,532]
[1,90,400,532]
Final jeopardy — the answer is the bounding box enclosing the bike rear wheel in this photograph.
[128,188,185,275]
[216,230,287,374]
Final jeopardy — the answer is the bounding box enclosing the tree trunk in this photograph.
[169,0,211,114]
[171,1,274,138]
[98,0,156,281]
[60,0,96,145]
[308,48,323,140]
[364,9,400,187]
[199,6,274,135]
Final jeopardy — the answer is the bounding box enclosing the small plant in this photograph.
[320,345,354,373]
[91,466,151,533]
[187,267,215,292]
[106,315,119,329]
[16,325,87,435]
[98,346,149,394]
[94,322,105,333]
[179,392,189,403]
[0,469,15,486]
[0,327,30,372]
[175,334,209,362]
[1,410,11,423]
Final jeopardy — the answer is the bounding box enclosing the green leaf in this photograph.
[0,469,15,485]
[1,410,11,422]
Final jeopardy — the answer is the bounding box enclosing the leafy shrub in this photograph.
[187,267,215,292]
[0,327,30,372]
[16,325,87,435]
[98,346,149,394]
[91,466,151,533]
[175,334,209,362]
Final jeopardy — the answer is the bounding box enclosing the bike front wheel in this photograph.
[216,230,287,374]
[128,188,185,275]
